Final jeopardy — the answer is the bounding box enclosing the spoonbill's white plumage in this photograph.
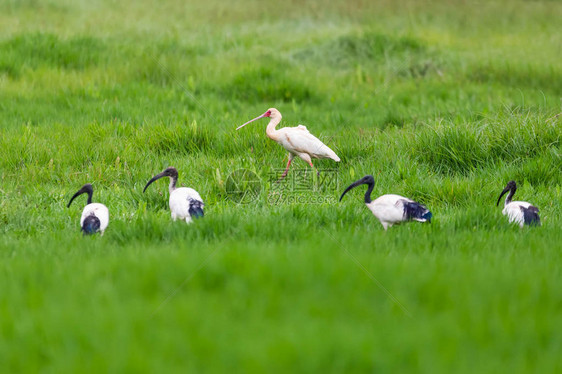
[237,108,340,179]
[496,180,540,227]
[143,167,204,223]
[67,183,109,235]
[339,175,432,230]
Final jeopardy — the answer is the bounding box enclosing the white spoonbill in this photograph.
[496,180,540,227]
[237,108,340,179]
[67,183,109,235]
[143,167,204,223]
[339,175,432,230]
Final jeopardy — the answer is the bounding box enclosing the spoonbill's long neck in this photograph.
[265,116,282,141]
[169,176,177,194]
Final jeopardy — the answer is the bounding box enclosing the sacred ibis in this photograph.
[143,167,204,223]
[67,183,109,235]
[339,175,432,230]
[237,108,340,179]
[496,180,540,227]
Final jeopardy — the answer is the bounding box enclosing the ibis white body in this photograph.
[144,167,204,224]
[502,201,534,228]
[67,183,109,236]
[367,194,430,230]
[80,203,109,235]
[169,187,204,223]
[497,181,540,227]
[340,175,432,231]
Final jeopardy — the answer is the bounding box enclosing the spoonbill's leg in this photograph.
[297,153,319,176]
[280,158,292,179]
[307,161,320,176]
[277,154,294,182]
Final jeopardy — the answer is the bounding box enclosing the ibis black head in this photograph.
[68,183,94,207]
[143,167,179,193]
[339,175,375,204]
[496,180,517,207]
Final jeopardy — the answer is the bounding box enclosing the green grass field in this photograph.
[1,0,562,372]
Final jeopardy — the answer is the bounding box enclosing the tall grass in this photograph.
[1,0,562,372]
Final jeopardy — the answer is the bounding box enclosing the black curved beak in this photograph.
[496,186,510,207]
[67,190,82,207]
[339,179,368,202]
[67,184,93,207]
[143,172,167,193]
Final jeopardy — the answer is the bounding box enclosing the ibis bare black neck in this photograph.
[364,181,374,204]
[168,175,178,192]
[505,186,515,205]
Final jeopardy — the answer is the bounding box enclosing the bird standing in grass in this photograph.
[339,175,432,230]
[67,183,109,235]
[496,180,540,227]
[237,108,340,179]
[143,167,204,223]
